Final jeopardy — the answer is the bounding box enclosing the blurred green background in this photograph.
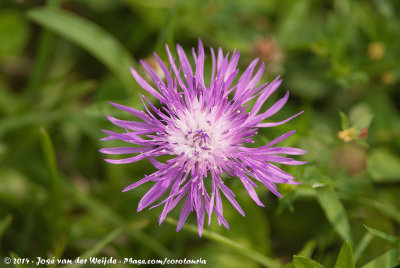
[1,0,400,267]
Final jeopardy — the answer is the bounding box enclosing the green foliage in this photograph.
[334,241,354,268]
[165,217,282,268]
[0,215,12,239]
[0,10,29,57]
[293,256,324,268]
[316,186,353,242]
[27,7,138,100]
[0,0,400,267]
[368,149,400,182]
[364,225,399,244]
[361,249,400,268]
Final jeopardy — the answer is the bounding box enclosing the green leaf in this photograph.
[353,114,373,130]
[25,1,60,95]
[293,256,324,268]
[334,241,354,268]
[361,249,400,268]
[354,232,373,263]
[339,111,349,130]
[297,240,317,258]
[39,128,60,220]
[368,149,400,182]
[349,104,373,130]
[364,225,399,244]
[165,217,282,268]
[316,186,353,242]
[27,8,138,99]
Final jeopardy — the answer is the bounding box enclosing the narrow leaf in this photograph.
[27,8,138,98]
[339,111,349,130]
[316,186,352,242]
[364,225,399,244]
[39,127,61,239]
[361,249,400,268]
[354,232,373,263]
[297,240,317,258]
[293,256,324,268]
[334,240,354,268]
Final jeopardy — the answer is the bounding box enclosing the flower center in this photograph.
[185,129,212,155]
[166,108,232,162]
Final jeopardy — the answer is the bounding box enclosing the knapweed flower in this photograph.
[100,40,306,236]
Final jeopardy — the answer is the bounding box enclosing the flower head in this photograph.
[100,40,306,236]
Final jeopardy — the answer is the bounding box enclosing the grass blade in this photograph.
[27,8,138,98]
[25,0,60,95]
[39,127,61,239]
[363,225,399,244]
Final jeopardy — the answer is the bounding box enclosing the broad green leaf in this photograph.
[368,149,400,182]
[165,217,282,268]
[293,256,324,268]
[316,186,352,242]
[364,225,399,244]
[361,249,400,268]
[334,241,354,268]
[27,8,138,99]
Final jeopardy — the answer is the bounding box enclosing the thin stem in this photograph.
[25,0,60,95]
[165,217,283,268]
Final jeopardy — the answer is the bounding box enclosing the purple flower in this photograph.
[100,40,306,236]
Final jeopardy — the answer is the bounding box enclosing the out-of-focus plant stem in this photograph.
[25,0,60,96]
